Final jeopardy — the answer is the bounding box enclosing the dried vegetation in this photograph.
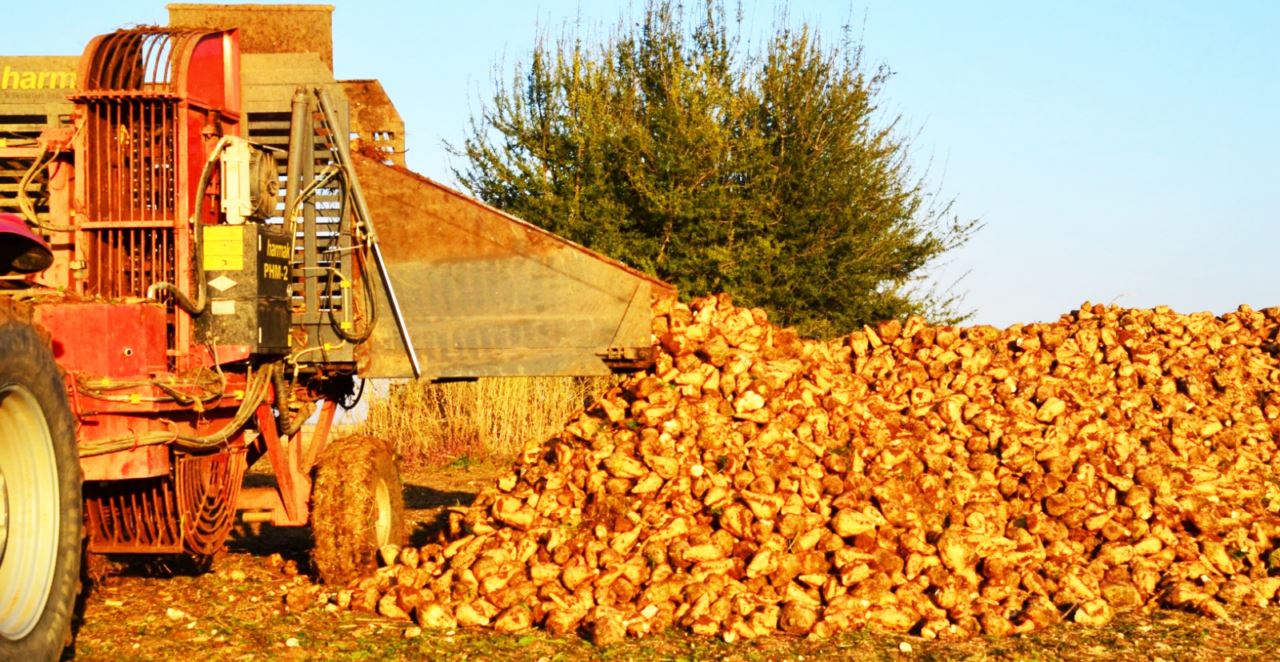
[325,295,1280,644]
[362,377,608,466]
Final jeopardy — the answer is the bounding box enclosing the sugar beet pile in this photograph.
[324,295,1280,642]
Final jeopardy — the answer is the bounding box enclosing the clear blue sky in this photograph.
[8,1,1278,327]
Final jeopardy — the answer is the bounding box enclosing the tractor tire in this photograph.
[311,435,404,585]
[0,320,81,660]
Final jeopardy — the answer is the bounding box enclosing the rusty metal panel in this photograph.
[168,3,335,72]
[341,80,405,167]
[351,154,673,379]
[240,53,338,111]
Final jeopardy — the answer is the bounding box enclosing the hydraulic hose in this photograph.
[16,143,76,233]
[77,363,275,457]
[147,135,236,315]
[324,187,377,343]
[272,366,305,436]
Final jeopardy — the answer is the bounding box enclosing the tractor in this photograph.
[0,5,669,657]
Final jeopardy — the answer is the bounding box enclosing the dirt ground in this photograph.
[70,461,1280,661]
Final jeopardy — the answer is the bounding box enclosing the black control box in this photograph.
[197,223,291,354]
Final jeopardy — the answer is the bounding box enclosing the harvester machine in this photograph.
[0,5,670,657]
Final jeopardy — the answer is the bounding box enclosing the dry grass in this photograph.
[360,376,611,467]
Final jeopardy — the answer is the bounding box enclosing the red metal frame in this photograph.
[19,27,286,555]
[253,404,306,524]
[69,28,243,369]
[10,25,355,556]
[238,397,336,527]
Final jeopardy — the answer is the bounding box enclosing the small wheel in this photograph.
[0,320,81,660]
[311,435,404,585]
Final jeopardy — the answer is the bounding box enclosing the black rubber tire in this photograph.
[0,320,81,661]
[311,435,404,585]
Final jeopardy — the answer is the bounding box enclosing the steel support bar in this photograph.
[253,405,309,526]
[303,399,336,472]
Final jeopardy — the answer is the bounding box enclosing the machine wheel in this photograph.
[0,320,81,660]
[311,435,404,585]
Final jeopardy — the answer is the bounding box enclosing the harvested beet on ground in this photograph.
[327,295,1280,643]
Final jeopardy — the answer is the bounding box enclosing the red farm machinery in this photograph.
[0,5,669,657]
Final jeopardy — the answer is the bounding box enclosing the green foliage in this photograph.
[453,0,978,337]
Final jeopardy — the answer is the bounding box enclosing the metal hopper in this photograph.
[352,154,674,379]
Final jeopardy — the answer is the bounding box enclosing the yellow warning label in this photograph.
[203,225,244,271]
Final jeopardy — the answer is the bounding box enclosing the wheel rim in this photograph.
[0,385,60,641]
[373,477,392,547]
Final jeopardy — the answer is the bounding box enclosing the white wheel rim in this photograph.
[0,385,60,641]
[373,478,392,546]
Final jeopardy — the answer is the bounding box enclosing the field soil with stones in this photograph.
[72,463,1280,661]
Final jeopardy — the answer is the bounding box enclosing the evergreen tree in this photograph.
[453,0,977,337]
